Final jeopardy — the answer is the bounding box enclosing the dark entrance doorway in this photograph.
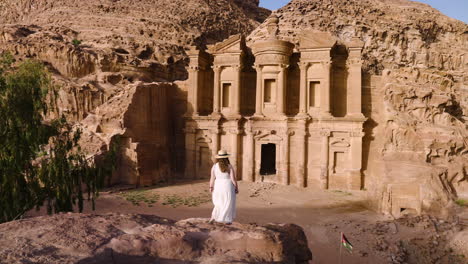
[260,143,276,175]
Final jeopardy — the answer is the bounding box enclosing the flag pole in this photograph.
[339,232,343,264]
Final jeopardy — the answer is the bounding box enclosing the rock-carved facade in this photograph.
[185,15,366,190]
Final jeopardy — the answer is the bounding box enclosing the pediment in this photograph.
[255,133,283,142]
[330,138,350,148]
[208,34,245,54]
[299,30,337,49]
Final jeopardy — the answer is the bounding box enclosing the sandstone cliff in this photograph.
[0,213,312,263]
[0,0,270,121]
[247,0,467,216]
[0,0,270,184]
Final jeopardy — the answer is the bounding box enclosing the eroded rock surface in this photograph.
[0,213,312,264]
[0,0,269,122]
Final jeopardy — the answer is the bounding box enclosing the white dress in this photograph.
[211,163,236,223]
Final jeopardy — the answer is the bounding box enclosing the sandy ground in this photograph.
[26,180,468,264]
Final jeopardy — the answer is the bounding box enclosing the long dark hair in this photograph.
[217,158,230,173]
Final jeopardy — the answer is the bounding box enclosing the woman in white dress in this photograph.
[209,150,238,224]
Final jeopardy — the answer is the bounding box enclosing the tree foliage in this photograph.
[0,54,117,223]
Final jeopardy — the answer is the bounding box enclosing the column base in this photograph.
[345,113,365,120]
[296,167,305,188]
[224,113,242,120]
[295,112,310,120]
[210,112,223,119]
[347,169,362,190]
[319,112,333,119]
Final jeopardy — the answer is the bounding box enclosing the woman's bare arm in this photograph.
[209,165,216,192]
[230,165,238,193]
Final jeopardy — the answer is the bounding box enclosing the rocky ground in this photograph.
[0,212,311,264]
[24,181,468,264]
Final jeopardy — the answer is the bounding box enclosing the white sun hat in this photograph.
[215,149,230,159]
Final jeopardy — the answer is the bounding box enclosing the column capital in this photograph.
[346,58,363,68]
[320,60,332,69]
[320,129,331,137]
[350,131,365,137]
[280,128,295,136]
[211,65,223,72]
[209,128,220,135]
[253,64,263,71]
[228,128,243,135]
[183,127,197,134]
[299,61,310,70]
[189,65,200,71]
[246,127,261,136]
[232,64,243,71]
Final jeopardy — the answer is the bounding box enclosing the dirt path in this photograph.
[26,180,467,264]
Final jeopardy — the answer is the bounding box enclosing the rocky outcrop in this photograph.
[78,82,181,186]
[0,213,312,264]
[247,0,468,217]
[0,0,270,122]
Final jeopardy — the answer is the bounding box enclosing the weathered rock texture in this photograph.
[0,0,269,120]
[0,0,269,183]
[247,0,468,217]
[78,82,177,186]
[0,213,312,264]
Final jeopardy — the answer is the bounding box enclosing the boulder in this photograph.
[0,213,312,264]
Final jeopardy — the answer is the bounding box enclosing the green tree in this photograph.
[0,54,116,223]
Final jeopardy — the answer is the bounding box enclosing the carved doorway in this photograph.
[260,143,276,175]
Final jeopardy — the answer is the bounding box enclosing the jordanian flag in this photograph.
[341,233,353,253]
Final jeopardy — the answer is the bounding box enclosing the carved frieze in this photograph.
[255,54,291,65]
[214,55,243,66]
[300,52,331,62]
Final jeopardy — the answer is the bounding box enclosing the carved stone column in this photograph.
[210,128,220,163]
[277,64,288,116]
[296,122,307,188]
[229,128,241,180]
[320,130,331,189]
[320,60,332,118]
[281,129,293,185]
[346,59,364,118]
[348,131,364,190]
[243,125,256,182]
[212,65,222,114]
[233,64,242,115]
[298,62,309,115]
[187,66,200,115]
[254,64,263,116]
[184,127,197,179]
